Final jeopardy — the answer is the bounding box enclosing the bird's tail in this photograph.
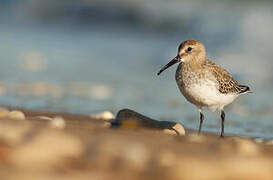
[238,85,252,94]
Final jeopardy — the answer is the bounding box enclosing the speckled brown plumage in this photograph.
[204,60,248,94]
[157,40,251,137]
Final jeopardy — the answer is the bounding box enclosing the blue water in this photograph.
[0,0,273,138]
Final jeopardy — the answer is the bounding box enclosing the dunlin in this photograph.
[157,40,251,137]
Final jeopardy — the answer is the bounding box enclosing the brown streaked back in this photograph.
[204,60,249,94]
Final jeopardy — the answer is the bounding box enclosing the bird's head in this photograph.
[157,40,206,75]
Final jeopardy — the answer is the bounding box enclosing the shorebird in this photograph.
[157,40,251,137]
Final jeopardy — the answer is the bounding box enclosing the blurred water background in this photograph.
[0,0,273,138]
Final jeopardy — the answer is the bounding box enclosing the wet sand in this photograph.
[0,108,273,180]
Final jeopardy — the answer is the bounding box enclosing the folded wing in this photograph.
[205,60,251,94]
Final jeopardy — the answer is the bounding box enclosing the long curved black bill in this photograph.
[157,56,179,75]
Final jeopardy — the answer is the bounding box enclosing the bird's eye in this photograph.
[187,47,192,52]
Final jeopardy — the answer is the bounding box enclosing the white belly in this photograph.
[178,79,238,111]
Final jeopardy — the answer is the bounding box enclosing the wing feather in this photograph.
[204,60,249,94]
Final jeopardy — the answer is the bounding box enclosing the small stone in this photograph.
[116,109,179,132]
[8,110,25,120]
[121,119,138,130]
[103,121,112,128]
[163,129,177,135]
[36,116,53,121]
[0,108,9,118]
[163,123,185,136]
[172,123,185,135]
[49,116,66,129]
[89,111,115,121]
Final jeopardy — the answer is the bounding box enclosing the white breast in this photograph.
[179,78,238,111]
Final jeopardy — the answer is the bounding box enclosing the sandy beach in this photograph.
[0,108,272,180]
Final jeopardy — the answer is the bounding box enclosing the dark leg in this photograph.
[220,110,225,137]
[198,111,204,135]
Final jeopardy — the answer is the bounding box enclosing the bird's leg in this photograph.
[198,109,204,135]
[220,110,225,138]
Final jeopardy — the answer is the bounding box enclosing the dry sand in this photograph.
[0,108,272,180]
